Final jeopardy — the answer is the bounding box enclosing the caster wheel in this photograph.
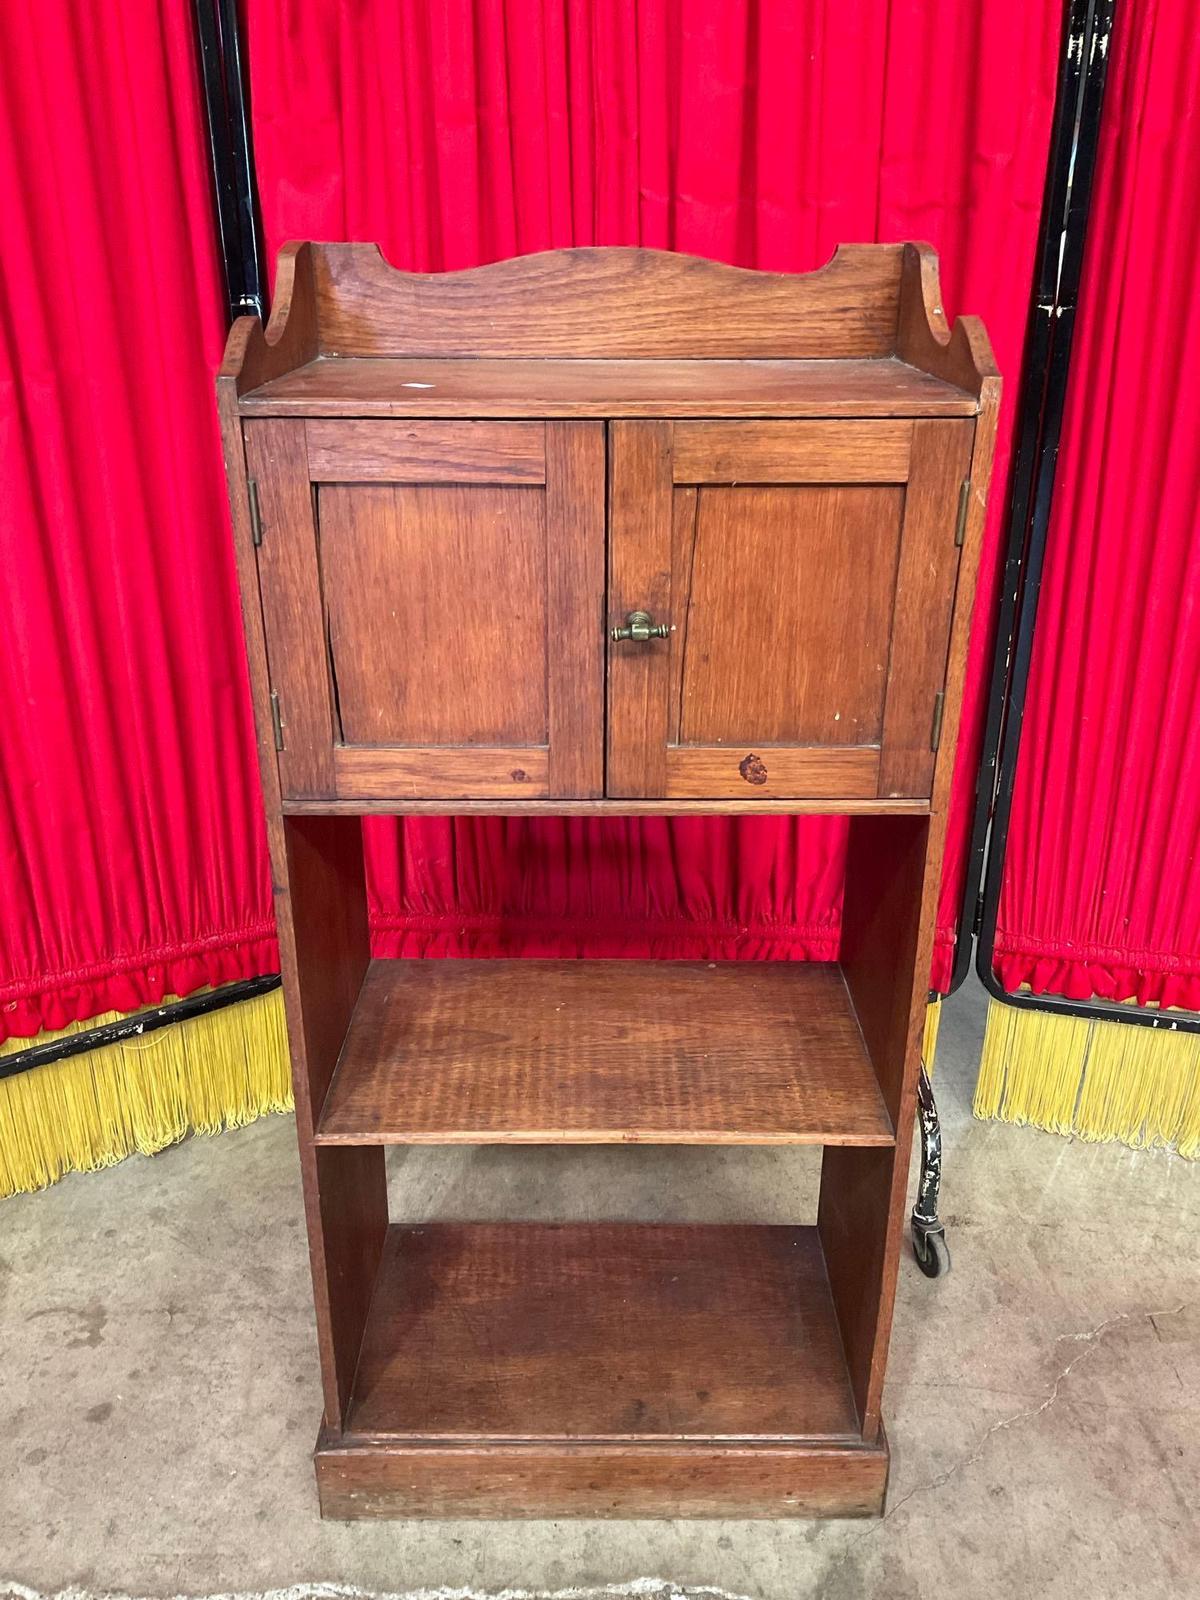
[912,1225,950,1278]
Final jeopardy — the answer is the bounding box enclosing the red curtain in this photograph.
[0,1,275,1040]
[995,0,1200,1008]
[0,1,1060,1045]
[246,0,1062,979]
[247,0,1060,983]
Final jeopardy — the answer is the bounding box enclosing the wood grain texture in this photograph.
[220,241,319,394]
[319,483,548,746]
[877,419,976,796]
[674,484,902,747]
[241,355,979,418]
[221,388,378,1439]
[316,959,894,1145]
[283,794,931,817]
[606,421,673,797]
[545,422,605,796]
[664,747,880,800]
[894,243,999,398]
[242,420,336,796]
[310,243,905,359]
[930,384,1001,817]
[332,746,548,800]
[316,1434,889,1519]
[344,1223,861,1439]
[215,383,285,843]
[276,814,385,1431]
[671,422,912,483]
[821,813,936,1437]
[305,420,545,482]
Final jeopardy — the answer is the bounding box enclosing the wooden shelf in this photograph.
[319,1221,889,1517]
[239,354,979,419]
[346,1222,860,1440]
[316,958,893,1147]
[282,795,932,817]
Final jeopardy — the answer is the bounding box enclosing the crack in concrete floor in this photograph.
[817,1300,1194,1590]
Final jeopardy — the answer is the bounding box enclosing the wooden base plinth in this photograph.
[315,1434,889,1519]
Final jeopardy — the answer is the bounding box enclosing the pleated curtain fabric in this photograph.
[0,1,1071,1040]
[995,0,1200,1010]
[247,0,1061,985]
[0,0,274,1040]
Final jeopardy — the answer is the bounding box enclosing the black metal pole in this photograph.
[194,0,265,320]
[0,975,283,1084]
[948,0,1113,996]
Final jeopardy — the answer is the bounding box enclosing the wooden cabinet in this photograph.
[219,241,998,1518]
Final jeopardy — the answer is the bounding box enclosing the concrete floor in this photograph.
[2,977,1198,1600]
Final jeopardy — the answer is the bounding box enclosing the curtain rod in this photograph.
[0,975,283,1083]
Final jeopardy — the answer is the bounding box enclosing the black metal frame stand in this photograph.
[947,0,1173,1039]
[910,0,1175,1277]
[911,1065,949,1277]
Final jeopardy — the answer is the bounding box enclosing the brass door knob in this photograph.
[611,610,669,643]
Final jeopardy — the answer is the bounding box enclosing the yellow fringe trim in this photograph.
[922,998,942,1075]
[0,988,292,1199]
[974,998,1200,1159]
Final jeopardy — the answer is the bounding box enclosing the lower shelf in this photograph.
[318,1221,888,1518]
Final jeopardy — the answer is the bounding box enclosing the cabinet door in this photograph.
[244,420,604,801]
[606,419,974,801]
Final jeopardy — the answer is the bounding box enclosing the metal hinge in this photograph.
[248,478,263,547]
[954,478,971,547]
[930,690,946,752]
[269,691,285,751]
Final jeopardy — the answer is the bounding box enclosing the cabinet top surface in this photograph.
[238,354,979,418]
[221,242,998,419]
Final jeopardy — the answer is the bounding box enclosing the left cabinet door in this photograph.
[243,420,605,802]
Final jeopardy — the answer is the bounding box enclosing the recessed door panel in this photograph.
[319,484,547,746]
[245,420,604,801]
[675,485,903,747]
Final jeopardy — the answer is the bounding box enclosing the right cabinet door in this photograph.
[606,419,975,801]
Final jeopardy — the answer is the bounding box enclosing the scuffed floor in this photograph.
[2,980,1198,1600]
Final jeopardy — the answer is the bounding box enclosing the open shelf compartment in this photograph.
[317,1219,890,1518]
[348,1221,858,1440]
[315,958,895,1147]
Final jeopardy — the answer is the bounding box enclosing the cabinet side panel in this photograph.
[216,383,285,828]
[821,813,935,1434]
[878,420,975,796]
[220,392,383,1433]
[931,380,1001,815]
[278,814,384,1429]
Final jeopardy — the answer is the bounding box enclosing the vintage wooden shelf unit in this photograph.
[218,241,998,1519]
